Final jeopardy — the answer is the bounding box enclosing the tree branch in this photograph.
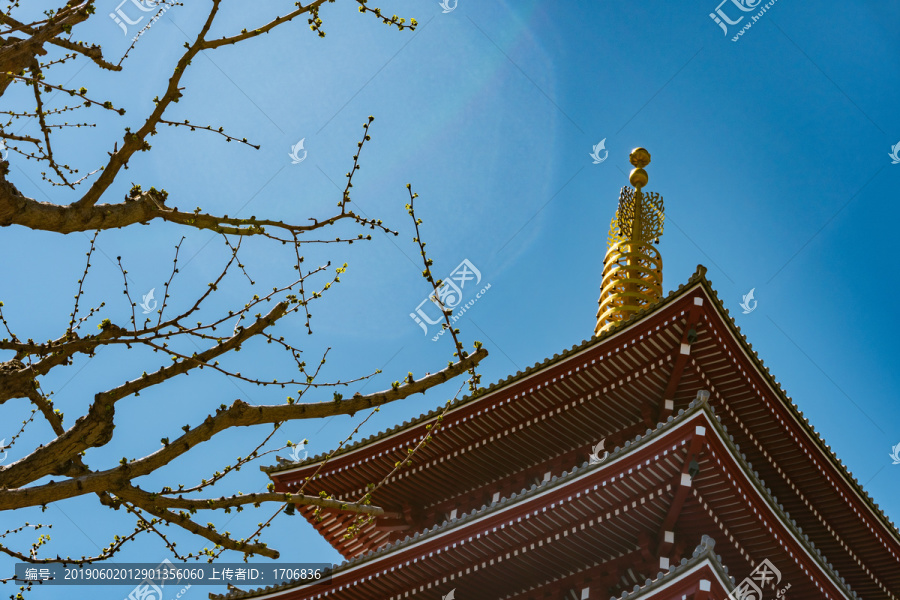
[0,302,290,488]
[120,485,386,515]
[0,348,487,509]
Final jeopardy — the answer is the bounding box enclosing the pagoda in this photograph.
[216,149,900,600]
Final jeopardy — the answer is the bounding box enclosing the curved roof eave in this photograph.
[263,266,710,476]
[219,396,860,600]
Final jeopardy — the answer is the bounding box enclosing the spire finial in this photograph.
[628,147,650,189]
[595,147,665,336]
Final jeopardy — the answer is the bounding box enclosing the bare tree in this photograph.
[0,0,486,582]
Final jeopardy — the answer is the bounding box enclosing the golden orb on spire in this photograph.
[629,168,648,190]
[629,147,651,168]
[628,147,651,189]
[595,147,666,336]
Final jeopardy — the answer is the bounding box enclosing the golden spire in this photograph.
[595,147,665,336]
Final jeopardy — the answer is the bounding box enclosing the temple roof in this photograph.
[220,398,864,600]
[264,266,900,563]
[261,267,712,476]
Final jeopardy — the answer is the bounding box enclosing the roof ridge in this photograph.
[610,534,732,600]
[694,272,900,547]
[262,266,710,474]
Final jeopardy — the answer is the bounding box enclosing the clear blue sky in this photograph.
[2,1,899,598]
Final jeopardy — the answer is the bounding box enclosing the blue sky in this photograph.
[2,1,899,598]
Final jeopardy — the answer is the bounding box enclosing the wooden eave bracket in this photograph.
[656,423,707,558]
[657,296,705,423]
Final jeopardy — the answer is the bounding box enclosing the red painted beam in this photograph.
[657,423,707,557]
[658,301,704,423]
